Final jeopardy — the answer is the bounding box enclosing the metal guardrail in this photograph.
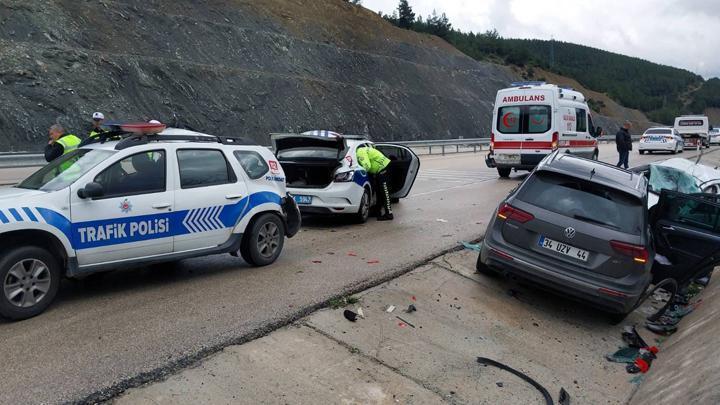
[0,135,642,167]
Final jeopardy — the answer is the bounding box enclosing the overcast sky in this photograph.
[362,0,719,79]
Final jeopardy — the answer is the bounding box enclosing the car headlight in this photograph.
[334,171,354,182]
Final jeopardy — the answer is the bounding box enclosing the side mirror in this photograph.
[77,182,104,199]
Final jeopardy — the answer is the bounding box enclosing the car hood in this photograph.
[655,158,720,183]
[0,187,47,202]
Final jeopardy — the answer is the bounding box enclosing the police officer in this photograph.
[44,124,81,162]
[357,145,394,221]
[89,112,106,139]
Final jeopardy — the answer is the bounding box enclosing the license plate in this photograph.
[538,236,589,262]
[495,154,520,164]
[293,195,313,205]
[647,136,664,143]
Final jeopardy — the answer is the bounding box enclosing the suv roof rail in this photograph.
[114,133,256,150]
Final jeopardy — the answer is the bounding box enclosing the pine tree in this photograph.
[397,0,415,29]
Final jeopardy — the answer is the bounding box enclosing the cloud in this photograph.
[362,0,719,78]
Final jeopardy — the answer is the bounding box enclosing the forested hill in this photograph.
[381,2,717,125]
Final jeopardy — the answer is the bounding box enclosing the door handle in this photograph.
[225,194,243,200]
[152,203,172,209]
[662,225,676,231]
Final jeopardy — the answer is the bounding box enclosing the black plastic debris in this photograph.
[622,326,648,349]
[558,388,571,405]
[343,310,358,322]
[477,357,553,405]
[406,304,417,313]
[496,382,504,388]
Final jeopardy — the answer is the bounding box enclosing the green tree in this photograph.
[397,0,415,29]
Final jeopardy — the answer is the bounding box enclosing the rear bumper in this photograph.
[288,182,365,215]
[485,152,546,170]
[481,227,649,314]
[639,142,677,151]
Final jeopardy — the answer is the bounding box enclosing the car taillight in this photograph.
[640,136,647,142]
[664,136,673,141]
[551,132,559,150]
[334,171,354,182]
[497,203,534,223]
[490,132,495,152]
[610,240,649,264]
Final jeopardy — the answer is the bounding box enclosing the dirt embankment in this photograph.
[0,0,515,151]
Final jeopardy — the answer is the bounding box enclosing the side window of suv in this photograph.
[94,150,166,198]
[576,109,588,132]
[233,150,269,180]
[177,149,237,189]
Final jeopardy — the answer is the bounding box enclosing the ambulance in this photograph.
[486,82,602,177]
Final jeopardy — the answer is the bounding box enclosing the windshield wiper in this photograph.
[572,214,621,230]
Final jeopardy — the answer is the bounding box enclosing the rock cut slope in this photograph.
[0,0,515,150]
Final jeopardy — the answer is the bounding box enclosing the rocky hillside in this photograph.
[0,0,515,151]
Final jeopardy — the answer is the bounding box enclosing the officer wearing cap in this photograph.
[44,124,81,162]
[89,112,106,139]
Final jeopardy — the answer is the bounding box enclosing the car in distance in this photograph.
[270,131,419,223]
[0,124,301,320]
[638,127,684,154]
[709,128,720,145]
[477,151,720,320]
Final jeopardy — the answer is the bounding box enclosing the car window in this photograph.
[94,150,166,198]
[648,165,701,195]
[233,150,269,180]
[516,171,644,234]
[575,109,587,132]
[658,192,720,232]
[17,149,115,192]
[497,105,551,134]
[645,129,672,135]
[177,149,236,189]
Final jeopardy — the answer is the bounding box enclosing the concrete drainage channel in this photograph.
[108,245,715,404]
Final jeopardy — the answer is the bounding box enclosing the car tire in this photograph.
[476,254,500,277]
[353,189,371,224]
[497,168,511,178]
[0,246,61,321]
[240,213,285,267]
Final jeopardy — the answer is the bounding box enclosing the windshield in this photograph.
[17,149,115,191]
[516,171,644,234]
[645,129,671,135]
[648,164,701,195]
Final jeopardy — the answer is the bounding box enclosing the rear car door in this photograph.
[650,190,720,285]
[373,144,420,198]
[70,150,174,266]
[173,148,248,252]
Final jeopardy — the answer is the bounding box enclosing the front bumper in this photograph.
[480,223,649,314]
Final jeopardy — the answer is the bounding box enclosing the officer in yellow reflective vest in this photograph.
[356,145,394,221]
[88,112,106,139]
[44,124,81,162]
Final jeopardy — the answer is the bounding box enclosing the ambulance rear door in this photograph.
[494,88,555,165]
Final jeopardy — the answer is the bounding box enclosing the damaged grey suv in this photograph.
[478,152,653,317]
[478,151,720,319]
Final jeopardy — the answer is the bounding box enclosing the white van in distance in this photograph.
[674,115,709,149]
[486,82,602,177]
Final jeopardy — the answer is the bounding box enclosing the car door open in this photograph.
[373,144,420,199]
[650,190,720,286]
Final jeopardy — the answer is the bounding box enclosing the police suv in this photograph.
[486,82,602,177]
[0,123,300,320]
[270,131,420,222]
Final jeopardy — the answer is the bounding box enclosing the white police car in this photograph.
[0,123,300,320]
[270,131,420,222]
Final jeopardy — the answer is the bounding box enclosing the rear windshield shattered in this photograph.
[516,172,643,235]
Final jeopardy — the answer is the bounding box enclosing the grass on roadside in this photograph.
[327,295,360,309]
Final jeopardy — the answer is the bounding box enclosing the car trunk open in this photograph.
[271,134,347,189]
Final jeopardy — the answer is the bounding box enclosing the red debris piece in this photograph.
[348,252,358,257]
[367,259,380,264]
[411,296,417,301]
[312,260,322,264]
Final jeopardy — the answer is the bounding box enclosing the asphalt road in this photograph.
[0,144,717,404]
